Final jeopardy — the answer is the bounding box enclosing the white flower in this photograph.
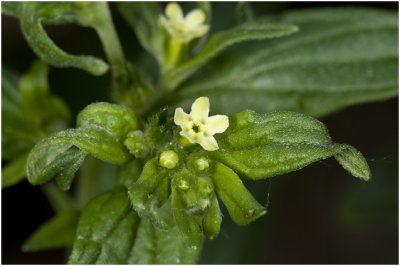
[174,97,229,151]
[160,3,209,43]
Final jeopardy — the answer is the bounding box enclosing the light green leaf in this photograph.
[22,210,79,252]
[77,102,138,139]
[128,158,170,229]
[2,153,28,188]
[174,7,398,117]
[26,125,130,186]
[117,2,163,61]
[7,2,110,75]
[69,187,140,264]
[202,192,222,239]
[211,110,370,180]
[128,218,202,264]
[210,161,266,226]
[172,187,204,249]
[160,21,298,90]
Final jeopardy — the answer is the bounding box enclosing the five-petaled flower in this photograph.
[174,97,229,151]
[160,2,209,43]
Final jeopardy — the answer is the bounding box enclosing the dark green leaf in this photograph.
[69,187,140,264]
[26,125,130,186]
[210,161,266,226]
[77,102,138,139]
[128,218,202,264]
[2,153,28,188]
[160,21,298,90]
[174,7,398,117]
[211,110,370,180]
[22,210,79,252]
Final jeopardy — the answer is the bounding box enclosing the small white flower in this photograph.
[174,97,229,151]
[160,3,209,42]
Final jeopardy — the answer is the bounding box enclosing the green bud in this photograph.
[187,154,209,173]
[195,157,209,171]
[124,130,149,158]
[202,193,222,240]
[197,177,213,197]
[160,150,179,169]
[183,190,197,209]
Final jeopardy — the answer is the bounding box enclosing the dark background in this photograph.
[2,2,398,264]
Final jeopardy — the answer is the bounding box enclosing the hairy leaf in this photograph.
[128,218,202,264]
[26,125,130,186]
[172,187,204,249]
[128,158,170,228]
[210,161,266,226]
[69,187,140,264]
[22,210,79,252]
[5,2,110,75]
[174,7,398,117]
[161,21,298,90]
[211,110,370,180]
[77,102,138,139]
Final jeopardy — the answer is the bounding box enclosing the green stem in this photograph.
[41,183,75,213]
[93,3,126,78]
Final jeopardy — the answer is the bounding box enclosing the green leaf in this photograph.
[22,210,79,252]
[202,192,222,239]
[117,2,163,61]
[8,2,110,75]
[26,125,130,186]
[77,102,138,139]
[210,161,266,226]
[69,187,140,264]
[174,7,398,117]
[128,158,170,228]
[211,110,371,180]
[160,21,298,90]
[2,153,28,188]
[128,218,202,264]
[172,187,204,249]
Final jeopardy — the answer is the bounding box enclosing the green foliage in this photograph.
[22,210,80,252]
[69,187,139,264]
[160,21,299,90]
[174,7,398,117]
[212,110,370,180]
[2,2,397,265]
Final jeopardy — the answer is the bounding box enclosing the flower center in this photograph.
[192,124,200,133]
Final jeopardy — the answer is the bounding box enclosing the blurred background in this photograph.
[2,2,398,264]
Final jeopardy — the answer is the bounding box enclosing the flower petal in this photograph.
[185,9,206,29]
[190,97,209,121]
[179,131,196,144]
[205,115,229,135]
[192,25,209,37]
[166,2,183,22]
[198,135,219,151]
[174,108,189,127]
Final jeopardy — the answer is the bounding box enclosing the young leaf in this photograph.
[210,161,266,226]
[160,21,298,90]
[172,187,204,249]
[128,158,170,229]
[22,210,79,252]
[77,102,139,139]
[174,7,398,117]
[26,125,130,186]
[128,218,202,264]
[202,192,222,239]
[117,2,163,61]
[211,110,371,181]
[1,153,28,188]
[69,187,140,264]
